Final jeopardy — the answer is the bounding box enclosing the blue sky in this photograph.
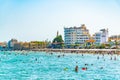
[0,0,120,42]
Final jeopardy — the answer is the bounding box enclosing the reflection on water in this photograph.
[0,51,120,80]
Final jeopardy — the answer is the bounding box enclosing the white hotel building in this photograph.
[64,24,90,46]
[93,29,108,45]
[64,24,108,46]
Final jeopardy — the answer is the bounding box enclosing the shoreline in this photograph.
[1,49,120,54]
[32,49,120,54]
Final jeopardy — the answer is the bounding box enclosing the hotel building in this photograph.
[93,29,108,45]
[64,24,90,46]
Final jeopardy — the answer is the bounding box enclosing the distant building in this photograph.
[22,42,30,50]
[8,39,18,49]
[0,42,7,47]
[64,24,90,46]
[29,41,47,49]
[14,42,23,50]
[109,35,120,48]
[93,29,108,45]
[14,42,31,50]
[0,42,7,50]
[109,35,120,41]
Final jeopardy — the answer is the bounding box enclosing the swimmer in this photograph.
[58,55,60,58]
[97,56,99,59]
[103,54,104,56]
[100,67,103,69]
[82,54,83,56]
[82,67,87,70]
[110,57,112,60]
[75,65,78,72]
[64,67,68,71]
[91,64,93,66]
[114,56,116,60]
[35,58,37,61]
[85,64,88,66]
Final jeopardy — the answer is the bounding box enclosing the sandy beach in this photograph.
[32,49,120,54]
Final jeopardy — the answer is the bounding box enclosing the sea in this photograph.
[0,51,120,80]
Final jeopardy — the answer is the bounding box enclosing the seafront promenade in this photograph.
[32,49,120,54]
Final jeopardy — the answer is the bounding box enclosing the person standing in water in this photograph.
[75,65,78,72]
[114,56,116,60]
[97,56,99,59]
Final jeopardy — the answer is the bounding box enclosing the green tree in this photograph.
[75,42,80,49]
[53,35,63,43]
[52,35,64,48]
[115,40,118,49]
[99,44,105,49]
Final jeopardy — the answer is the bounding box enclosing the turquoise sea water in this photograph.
[0,51,120,80]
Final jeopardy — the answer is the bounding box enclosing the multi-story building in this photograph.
[0,42,7,50]
[64,24,90,46]
[22,42,30,50]
[109,35,120,41]
[8,39,18,49]
[93,29,108,45]
[13,42,23,50]
[29,41,47,49]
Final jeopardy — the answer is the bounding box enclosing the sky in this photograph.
[0,0,120,42]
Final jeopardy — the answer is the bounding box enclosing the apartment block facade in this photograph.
[64,24,109,46]
[64,24,90,46]
[93,29,108,45]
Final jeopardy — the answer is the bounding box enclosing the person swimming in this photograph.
[50,53,53,55]
[91,64,93,66]
[64,67,68,71]
[114,56,116,60]
[75,65,78,72]
[35,58,37,61]
[82,67,87,70]
[97,56,99,59]
[85,64,88,66]
[58,55,60,58]
[82,54,83,56]
[100,67,103,69]
[110,57,112,60]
